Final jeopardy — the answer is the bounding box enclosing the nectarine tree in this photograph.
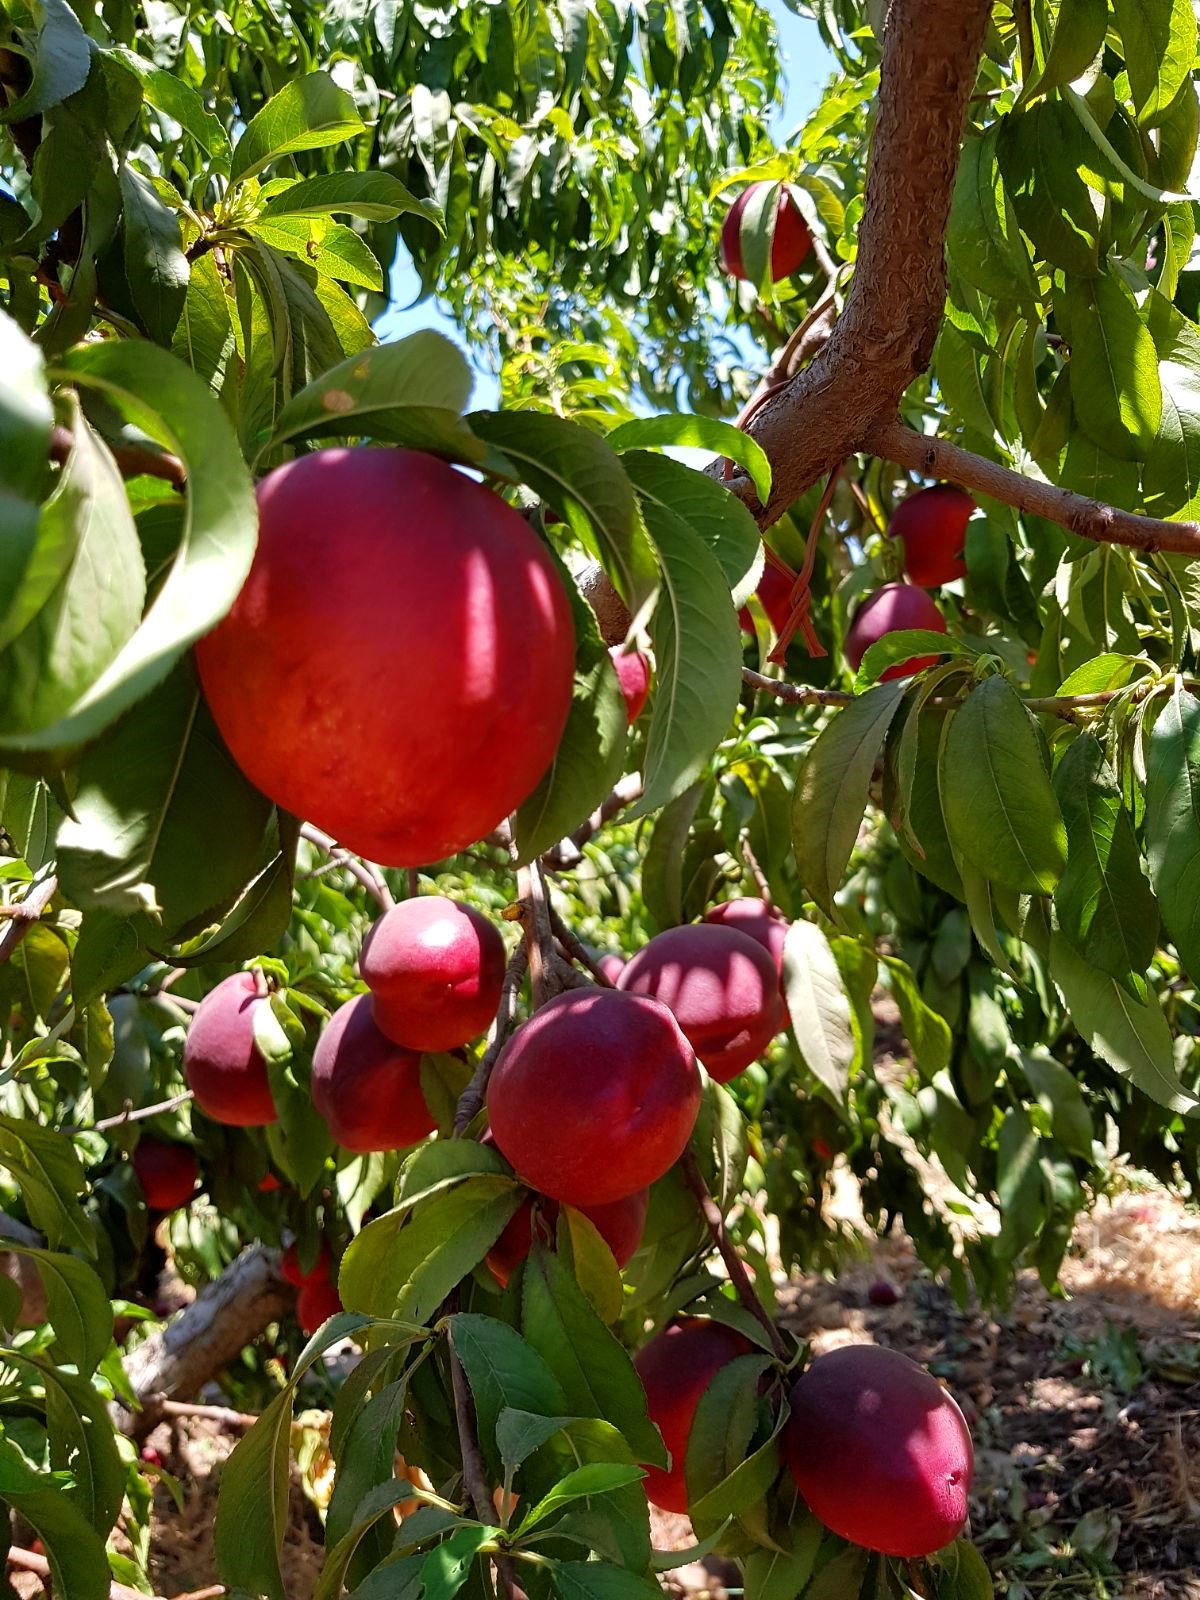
[2,0,1199,1594]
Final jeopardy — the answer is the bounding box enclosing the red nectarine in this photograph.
[844,584,947,680]
[609,646,651,724]
[738,563,794,637]
[890,484,974,588]
[360,896,506,1052]
[704,897,790,1026]
[132,1139,199,1211]
[311,994,434,1153]
[485,1187,649,1288]
[297,1274,343,1335]
[281,1240,330,1288]
[183,972,277,1127]
[720,184,812,282]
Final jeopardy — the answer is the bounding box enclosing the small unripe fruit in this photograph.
[196,448,576,868]
[132,1139,198,1211]
[280,1241,330,1288]
[297,1274,343,1336]
[486,1188,649,1288]
[360,896,506,1052]
[634,1317,756,1512]
[890,485,974,588]
[183,972,276,1127]
[844,584,947,681]
[312,994,434,1153]
[618,923,782,1082]
[738,563,794,636]
[784,1344,973,1557]
[488,989,701,1206]
[609,646,651,724]
[720,184,812,282]
[867,1279,900,1308]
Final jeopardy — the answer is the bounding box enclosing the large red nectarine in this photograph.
[784,1343,973,1557]
[195,448,576,868]
[183,972,277,1127]
[281,1240,331,1288]
[485,1187,649,1289]
[704,897,790,1025]
[132,1139,199,1211]
[487,989,701,1206]
[720,184,811,282]
[634,1317,756,1512]
[609,646,651,725]
[311,994,434,1153]
[844,584,947,680]
[890,484,974,589]
[617,923,782,1082]
[360,896,506,1052]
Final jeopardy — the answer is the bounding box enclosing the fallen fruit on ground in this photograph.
[132,1139,199,1211]
[196,447,576,867]
[609,645,651,724]
[487,988,701,1205]
[868,1279,900,1307]
[784,1343,973,1557]
[634,1316,756,1512]
[618,922,782,1081]
[360,895,506,1051]
[844,583,948,679]
[311,993,435,1153]
[720,183,811,282]
[890,484,974,588]
[485,1186,649,1288]
[183,972,277,1127]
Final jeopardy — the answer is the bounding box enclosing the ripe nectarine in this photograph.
[720,184,811,282]
[890,484,974,588]
[360,896,506,1052]
[132,1139,198,1211]
[196,448,576,867]
[183,972,277,1127]
[486,1187,649,1288]
[609,646,651,724]
[281,1240,331,1288]
[487,989,701,1206]
[297,1274,343,1335]
[844,583,947,680]
[311,994,434,1153]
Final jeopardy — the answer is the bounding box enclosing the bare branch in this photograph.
[299,824,395,911]
[453,945,528,1135]
[546,903,616,987]
[50,423,186,490]
[743,663,1155,720]
[869,419,1200,558]
[0,874,58,967]
[67,1088,196,1135]
[541,773,644,869]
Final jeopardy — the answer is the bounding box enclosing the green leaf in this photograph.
[109,46,230,161]
[230,72,364,186]
[946,130,1038,304]
[853,629,967,690]
[742,1514,824,1600]
[0,308,53,503]
[995,1104,1045,1261]
[495,1408,578,1474]
[641,781,706,930]
[521,1245,666,1467]
[882,954,953,1078]
[781,920,855,1107]
[684,1350,775,1511]
[792,680,907,916]
[1065,274,1162,461]
[543,1561,662,1600]
[931,1538,995,1600]
[1146,684,1200,985]
[266,330,481,459]
[214,1384,292,1600]
[998,102,1102,276]
[249,216,384,292]
[449,1315,569,1472]
[0,1115,93,1256]
[0,1435,111,1600]
[260,171,442,226]
[119,166,189,343]
[940,676,1066,895]
[516,1462,647,1536]
[316,1482,439,1600]
[1020,1051,1094,1159]
[805,1545,869,1600]
[608,415,772,507]
[1054,731,1158,986]
[7,1247,110,1375]
[418,1525,496,1600]
[1144,294,1200,521]
[1022,0,1107,100]
[629,498,744,818]
[339,1177,522,1323]
[624,449,762,607]
[172,250,235,389]
[0,0,92,123]
[1050,931,1198,1112]
[1112,0,1197,127]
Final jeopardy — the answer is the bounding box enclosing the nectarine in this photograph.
[890,484,974,588]
[487,989,701,1206]
[360,896,506,1052]
[704,897,790,1025]
[311,994,434,1153]
[183,972,277,1127]
[486,1187,649,1288]
[132,1139,198,1211]
[281,1240,330,1288]
[297,1274,343,1336]
[844,584,947,680]
[738,563,794,637]
[720,184,811,282]
[196,448,576,867]
[609,646,651,724]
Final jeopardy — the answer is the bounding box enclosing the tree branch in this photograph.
[0,874,58,967]
[299,824,395,911]
[541,774,644,869]
[680,1149,787,1359]
[50,424,186,490]
[868,419,1200,557]
[453,946,528,1135]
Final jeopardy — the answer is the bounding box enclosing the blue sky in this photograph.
[375,5,831,406]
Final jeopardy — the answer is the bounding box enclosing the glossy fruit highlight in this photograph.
[360,895,506,1052]
[183,972,277,1127]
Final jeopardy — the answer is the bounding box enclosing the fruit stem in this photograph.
[680,1148,788,1360]
[740,840,772,905]
[546,904,616,987]
[518,861,561,1010]
[453,945,529,1135]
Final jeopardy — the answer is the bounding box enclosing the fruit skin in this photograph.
[311,994,435,1153]
[183,972,277,1127]
[618,923,782,1083]
[486,1187,649,1288]
[703,898,790,1024]
[738,563,793,636]
[281,1241,330,1288]
[360,896,506,1052]
[634,1317,756,1512]
[297,1274,343,1335]
[487,988,701,1206]
[195,447,576,868]
[609,646,651,724]
[257,1172,282,1193]
[596,952,627,985]
[720,184,812,282]
[891,484,974,588]
[844,583,947,681]
[868,1279,900,1308]
[132,1139,199,1211]
[784,1344,974,1558]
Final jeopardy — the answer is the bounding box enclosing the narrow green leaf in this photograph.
[119,165,189,342]
[260,171,442,226]
[1066,274,1162,461]
[608,415,772,505]
[0,0,91,123]
[1112,0,1197,127]
[544,1561,662,1600]
[946,130,1038,303]
[109,47,231,161]
[1146,684,1200,983]
[624,449,762,606]
[0,1436,110,1600]
[0,1115,93,1256]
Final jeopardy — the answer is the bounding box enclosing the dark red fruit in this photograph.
[890,485,974,588]
[703,898,790,1024]
[486,1188,649,1288]
[280,1241,330,1288]
[596,952,627,985]
[812,1137,834,1163]
[720,184,812,282]
[311,994,434,1153]
[738,563,794,636]
[183,972,276,1127]
[195,448,576,868]
[257,1172,282,1193]
[618,923,782,1083]
[867,1279,900,1308]
[297,1274,343,1335]
[609,646,651,724]
[487,988,701,1206]
[634,1317,756,1512]
[844,584,947,680]
[784,1344,973,1557]
[360,895,506,1052]
[132,1138,199,1211]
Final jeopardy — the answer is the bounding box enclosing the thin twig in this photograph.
[50,424,186,490]
[547,905,615,987]
[740,840,773,904]
[541,774,644,869]
[0,874,58,969]
[65,1089,195,1136]
[299,823,395,911]
[159,1398,258,1428]
[680,1148,787,1359]
[741,664,1155,720]
[453,946,528,1135]
[449,1326,517,1598]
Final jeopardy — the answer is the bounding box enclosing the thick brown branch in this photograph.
[680,1148,787,1359]
[869,419,1200,557]
[50,424,186,490]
